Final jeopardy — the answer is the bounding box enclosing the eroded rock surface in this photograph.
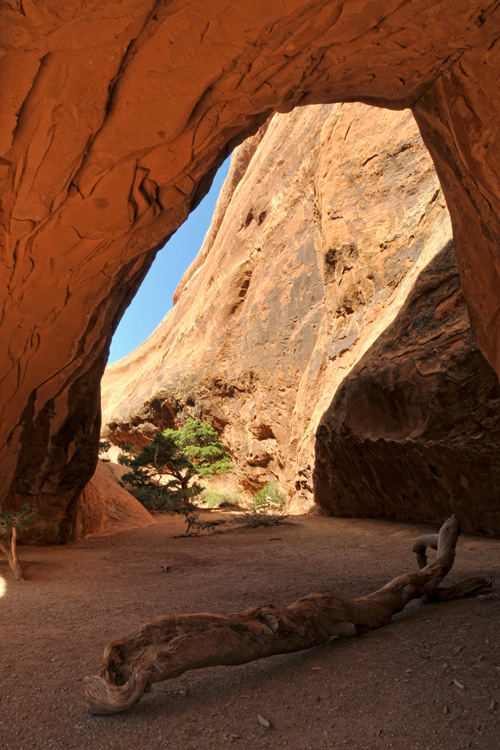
[2,1,500,539]
[103,102,458,512]
[72,461,154,543]
[314,242,500,535]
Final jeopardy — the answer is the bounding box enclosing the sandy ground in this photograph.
[1,512,500,750]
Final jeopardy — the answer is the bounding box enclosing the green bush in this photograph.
[133,486,179,512]
[200,490,242,508]
[98,439,111,462]
[252,481,285,508]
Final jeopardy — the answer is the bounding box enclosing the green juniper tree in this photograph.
[119,418,232,535]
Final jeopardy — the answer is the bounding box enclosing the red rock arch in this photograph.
[1,0,500,539]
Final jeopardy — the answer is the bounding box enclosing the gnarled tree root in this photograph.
[84,516,492,714]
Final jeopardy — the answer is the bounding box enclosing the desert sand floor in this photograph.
[1,512,500,750]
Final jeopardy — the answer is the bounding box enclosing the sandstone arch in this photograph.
[1,0,500,539]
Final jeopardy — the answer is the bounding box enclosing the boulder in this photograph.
[314,242,500,535]
[72,461,154,542]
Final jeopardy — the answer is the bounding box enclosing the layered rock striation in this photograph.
[2,1,500,539]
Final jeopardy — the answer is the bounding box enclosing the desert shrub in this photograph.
[232,507,289,528]
[98,439,111,462]
[133,485,178,512]
[200,489,242,508]
[252,481,285,508]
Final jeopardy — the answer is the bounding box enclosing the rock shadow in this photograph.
[313,241,500,535]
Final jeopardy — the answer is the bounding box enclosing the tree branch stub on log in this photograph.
[83,516,491,715]
[413,533,439,569]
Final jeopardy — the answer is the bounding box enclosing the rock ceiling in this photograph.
[1,1,500,539]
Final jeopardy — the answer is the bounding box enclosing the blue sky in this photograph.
[108,158,231,363]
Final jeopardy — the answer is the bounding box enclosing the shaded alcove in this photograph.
[2,0,500,542]
[313,240,500,535]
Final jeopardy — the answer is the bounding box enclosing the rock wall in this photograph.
[2,1,500,540]
[103,102,481,518]
[314,242,500,535]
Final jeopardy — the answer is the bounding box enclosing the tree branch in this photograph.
[413,533,439,569]
[0,537,9,557]
[10,524,23,581]
[0,525,24,580]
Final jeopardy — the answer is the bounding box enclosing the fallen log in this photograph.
[84,516,491,714]
[413,532,439,569]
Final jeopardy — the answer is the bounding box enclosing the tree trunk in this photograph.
[0,526,24,581]
[83,516,491,715]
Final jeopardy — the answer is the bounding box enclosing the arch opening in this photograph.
[2,0,500,541]
[101,99,500,535]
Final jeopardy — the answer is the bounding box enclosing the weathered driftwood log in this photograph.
[412,525,489,603]
[413,532,439,569]
[84,516,491,714]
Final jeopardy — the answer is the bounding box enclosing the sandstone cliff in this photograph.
[314,241,500,534]
[101,101,500,531]
[2,1,500,541]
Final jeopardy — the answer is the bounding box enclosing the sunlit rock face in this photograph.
[2,1,500,540]
[72,461,154,543]
[103,102,491,524]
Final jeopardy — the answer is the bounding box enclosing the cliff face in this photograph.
[102,101,499,525]
[3,1,500,541]
[314,241,500,534]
